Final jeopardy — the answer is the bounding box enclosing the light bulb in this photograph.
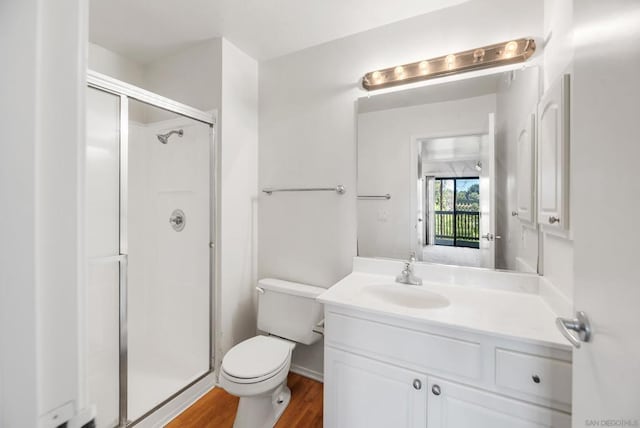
[394,66,405,78]
[445,54,456,69]
[504,41,518,57]
[419,61,429,74]
[473,49,485,62]
[372,71,382,82]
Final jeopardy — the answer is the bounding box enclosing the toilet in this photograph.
[219,278,325,428]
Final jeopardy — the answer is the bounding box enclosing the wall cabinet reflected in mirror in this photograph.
[357,67,548,273]
[537,74,570,235]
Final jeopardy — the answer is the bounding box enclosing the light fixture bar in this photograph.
[362,38,536,91]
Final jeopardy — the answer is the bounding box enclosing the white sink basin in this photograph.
[363,284,450,309]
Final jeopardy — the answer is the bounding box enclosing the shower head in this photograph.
[157,129,183,144]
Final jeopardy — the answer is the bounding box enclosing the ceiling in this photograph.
[89,0,469,63]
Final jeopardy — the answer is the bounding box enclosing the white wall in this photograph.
[218,39,259,360]
[126,114,212,421]
[259,0,542,377]
[0,0,86,426]
[144,39,223,115]
[89,39,224,112]
[89,40,223,124]
[357,95,495,260]
[543,0,574,91]
[0,2,40,424]
[494,67,540,272]
[89,42,145,87]
[540,0,574,302]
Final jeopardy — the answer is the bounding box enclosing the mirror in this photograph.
[357,67,540,273]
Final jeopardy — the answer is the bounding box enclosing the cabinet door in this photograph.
[517,113,536,223]
[537,74,570,231]
[324,347,427,428]
[427,378,570,428]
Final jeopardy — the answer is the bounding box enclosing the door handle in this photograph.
[556,311,592,348]
[482,233,500,241]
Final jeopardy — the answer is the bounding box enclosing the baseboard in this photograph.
[290,364,324,383]
[136,371,216,428]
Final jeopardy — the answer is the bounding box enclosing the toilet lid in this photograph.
[222,336,292,380]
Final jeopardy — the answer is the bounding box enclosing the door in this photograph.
[324,347,427,428]
[415,141,425,259]
[86,86,122,428]
[516,113,536,223]
[427,378,570,428]
[425,176,436,248]
[126,99,212,421]
[569,0,640,424]
[537,75,569,232]
[479,114,496,268]
[85,79,214,427]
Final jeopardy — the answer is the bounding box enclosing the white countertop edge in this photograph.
[320,297,572,351]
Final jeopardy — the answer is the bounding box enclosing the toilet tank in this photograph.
[257,278,325,345]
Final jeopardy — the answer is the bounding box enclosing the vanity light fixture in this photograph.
[362,38,536,91]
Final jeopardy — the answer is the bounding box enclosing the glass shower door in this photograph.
[86,81,213,427]
[126,99,212,421]
[86,86,122,428]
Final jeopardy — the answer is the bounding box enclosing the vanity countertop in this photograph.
[318,271,571,349]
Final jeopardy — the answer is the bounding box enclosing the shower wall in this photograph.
[127,109,211,421]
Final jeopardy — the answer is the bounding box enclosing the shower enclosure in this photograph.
[86,71,215,427]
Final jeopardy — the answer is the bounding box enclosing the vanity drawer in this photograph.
[326,312,482,380]
[495,348,572,405]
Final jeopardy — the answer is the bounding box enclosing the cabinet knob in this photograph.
[431,384,441,396]
[532,375,541,384]
[412,379,422,390]
[548,216,560,224]
[512,211,519,217]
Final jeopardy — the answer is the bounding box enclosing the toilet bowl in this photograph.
[219,336,296,428]
[218,278,325,428]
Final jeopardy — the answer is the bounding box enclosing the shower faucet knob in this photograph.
[169,209,186,231]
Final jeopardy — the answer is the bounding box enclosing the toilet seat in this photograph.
[221,336,293,384]
[221,359,289,385]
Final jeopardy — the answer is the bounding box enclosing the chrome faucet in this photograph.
[395,252,423,285]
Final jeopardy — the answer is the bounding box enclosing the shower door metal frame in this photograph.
[87,70,217,428]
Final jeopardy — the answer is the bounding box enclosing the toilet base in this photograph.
[232,383,291,428]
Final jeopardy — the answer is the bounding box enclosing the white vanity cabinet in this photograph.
[426,377,570,428]
[323,307,572,428]
[537,74,570,233]
[324,347,428,428]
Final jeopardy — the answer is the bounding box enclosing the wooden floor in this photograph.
[167,373,323,428]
